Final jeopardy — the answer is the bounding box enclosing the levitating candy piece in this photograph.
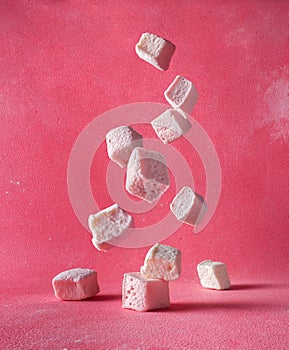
[52,268,100,300]
[122,272,170,312]
[141,243,182,281]
[164,75,199,116]
[106,126,143,168]
[88,204,132,251]
[135,32,175,71]
[151,109,191,144]
[197,260,231,290]
[126,147,170,203]
[170,186,207,227]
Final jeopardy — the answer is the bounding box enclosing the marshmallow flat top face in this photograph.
[126,147,170,203]
[122,272,170,312]
[197,260,231,290]
[141,243,182,281]
[151,109,191,144]
[52,268,100,300]
[135,32,175,71]
[164,75,199,115]
[170,186,207,227]
[106,126,143,168]
[88,204,132,251]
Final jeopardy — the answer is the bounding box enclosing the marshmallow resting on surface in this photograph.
[164,75,198,116]
[106,126,143,168]
[88,204,132,251]
[141,243,181,281]
[170,186,207,227]
[135,32,175,71]
[197,260,231,290]
[151,109,191,144]
[122,272,170,312]
[52,268,100,300]
[126,147,170,203]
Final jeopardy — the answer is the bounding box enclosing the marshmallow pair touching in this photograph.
[122,243,181,312]
[151,74,198,139]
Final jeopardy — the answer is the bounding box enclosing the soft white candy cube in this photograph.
[126,147,170,203]
[88,204,132,251]
[197,260,230,290]
[106,126,143,168]
[170,186,207,227]
[135,32,175,71]
[122,272,170,312]
[151,109,191,144]
[164,75,199,116]
[141,243,181,281]
[52,268,100,300]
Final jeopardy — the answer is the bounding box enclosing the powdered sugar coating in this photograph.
[88,204,132,251]
[126,147,170,203]
[141,243,182,281]
[52,268,100,300]
[106,126,143,168]
[135,32,175,71]
[122,272,170,311]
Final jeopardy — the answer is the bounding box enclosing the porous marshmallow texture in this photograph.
[135,32,175,71]
[106,126,143,168]
[88,204,132,251]
[141,243,181,281]
[197,260,231,290]
[170,186,207,226]
[164,75,199,116]
[151,109,191,144]
[126,147,170,203]
[52,268,100,300]
[122,272,170,312]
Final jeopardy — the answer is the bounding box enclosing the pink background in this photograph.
[1,1,288,349]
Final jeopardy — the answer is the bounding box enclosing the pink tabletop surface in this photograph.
[1,1,289,349]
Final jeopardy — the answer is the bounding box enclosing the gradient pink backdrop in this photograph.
[1,1,288,349]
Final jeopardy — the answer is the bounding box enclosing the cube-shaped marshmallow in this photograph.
[106,126,143,168]
[126,147,170,203]
[122,272,170,311]
[52,268,100,300]
[151,109,191,144]
[197,260,231,290]
[88,204,132,251]
[170,186,207,227]
[135,32,175,71]
[164,75,199,116]
[141,243,181,281]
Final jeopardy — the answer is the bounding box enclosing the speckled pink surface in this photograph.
[1,1,289,349]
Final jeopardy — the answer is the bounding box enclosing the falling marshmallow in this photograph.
[135,32,175,71]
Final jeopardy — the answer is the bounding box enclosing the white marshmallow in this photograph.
[164,75,199,116]
[106,126,143,168]
[141,243,181,281]
[122,272,170,312]
[135,32,175,71]
[88,204,132,251]
[170,186,207,227]
[52,268,100,300]
[126,147,170,203]
[197,260,231,290]
[151,109,191,144]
